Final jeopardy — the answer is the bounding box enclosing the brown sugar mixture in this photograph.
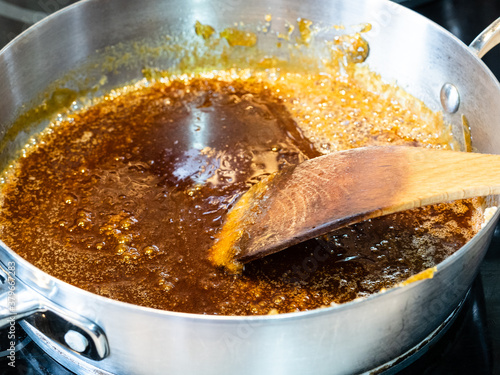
[0,74,483,315]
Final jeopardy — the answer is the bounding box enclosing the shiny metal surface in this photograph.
[367,291,467,375]
[0,0,500,374]
[21,322,115,375]
[440,83,460,114]
[0,263,110,361]
[470,17,500,58]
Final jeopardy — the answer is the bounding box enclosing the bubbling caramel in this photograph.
[0,71,483,315]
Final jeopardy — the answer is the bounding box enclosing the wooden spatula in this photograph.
[209,146,500,272]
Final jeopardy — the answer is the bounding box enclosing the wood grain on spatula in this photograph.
[209,146,500,271]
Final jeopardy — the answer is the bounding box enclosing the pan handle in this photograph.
[0,262,110,361]
[469,17,500,58]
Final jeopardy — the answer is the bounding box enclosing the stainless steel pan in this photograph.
[0,0,500,374]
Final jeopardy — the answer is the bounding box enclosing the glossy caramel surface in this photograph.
[0,74,482,315]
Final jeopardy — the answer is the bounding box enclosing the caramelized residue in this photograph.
[0,88,78,155]
[209,173,277,273]
[0,70,483,315]
[297,18,313,44]
[332,33,370,64]
[195,21,216,40]
[397,267,437,288]
[220,28,258,47]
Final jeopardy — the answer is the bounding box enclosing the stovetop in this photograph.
[0,1,500,374]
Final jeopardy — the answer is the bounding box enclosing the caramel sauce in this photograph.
[0,73,483,315]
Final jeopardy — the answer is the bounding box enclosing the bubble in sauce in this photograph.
[120,216,138,230]
[63,193,78,205]
[144,245,160,257]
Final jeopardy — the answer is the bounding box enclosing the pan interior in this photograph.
[0,17,492,315]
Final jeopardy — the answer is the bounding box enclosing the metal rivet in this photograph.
[440,83,460,114]
[64,330,89,353]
